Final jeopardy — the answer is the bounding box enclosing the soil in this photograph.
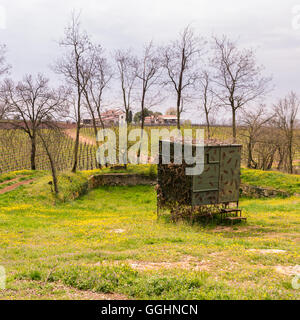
[0,177,24,186]
[95,255,211,272]
[274,265,300,276]
[248,249,287,254]
[3,280,128,300]
[0,179,34,194]
[65,129,96,146]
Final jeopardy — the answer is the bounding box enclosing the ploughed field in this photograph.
[0,169,299,300]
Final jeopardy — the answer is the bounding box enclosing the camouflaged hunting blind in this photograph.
[157,140,242,209]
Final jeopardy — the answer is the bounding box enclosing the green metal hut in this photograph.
[157,140,244,221]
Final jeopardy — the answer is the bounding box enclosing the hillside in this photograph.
[241,168,300,195]
[0,167,299,300]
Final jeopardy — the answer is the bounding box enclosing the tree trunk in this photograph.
[232,108,237,141]
[288,132,293,174]
[205,112,210,139]
[49,152,59,195]
[288,148,293,174]
[92,117,101,169]
[137,91,146,161]
[39,134,59,195]
[96,108,107,167]
[176,94,181,130]
[267,154,274,170]
[72,122,80,173]
[30,136,36,170]
[125,109,129,124]
[247,141,252,168]
[277,146,284,171]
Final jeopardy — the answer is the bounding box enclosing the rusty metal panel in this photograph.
[218,146,241,203]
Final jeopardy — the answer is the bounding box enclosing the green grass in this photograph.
[241,168,300,195]
[0,169,299,300]
[81,164,157,178]
[0,170,44,183]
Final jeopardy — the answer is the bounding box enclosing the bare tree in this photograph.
[0,44,10,77]
[115,49,137,124]
[162,26,204,129]
[0,44,11,120]
[55,12,92,172]
[198,70,217,139]
[255,126,278,170]
[37,123,64,195]
[274,92,299,174]
[135,41,162,132]
[0,103,9,120]
[211,35,271,140]
[1,74,68,170]
[240,106,274,168]
[81,44,113,168]
[82,45,112,131]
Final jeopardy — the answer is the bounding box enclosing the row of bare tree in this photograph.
[49,13,274,174]
[241,92,299,174]
[0,12,299,191]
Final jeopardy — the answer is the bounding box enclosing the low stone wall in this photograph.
[240,183,290,198]
[88,174,290,198]
[88,173,156,189]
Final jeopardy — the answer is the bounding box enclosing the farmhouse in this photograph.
[157,114,178,125]
[144,115,157,125]
[82,108,126,126]
[144,114,178,126]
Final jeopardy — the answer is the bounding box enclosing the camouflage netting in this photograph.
[157,163,192,207]
[157,140,242,222]
[156,163,223,222]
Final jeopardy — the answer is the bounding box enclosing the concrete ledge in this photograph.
[240,183,290,198]
[88,173,156,189]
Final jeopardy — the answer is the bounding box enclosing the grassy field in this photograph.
[0,168,299,300]
[241,168,300,195]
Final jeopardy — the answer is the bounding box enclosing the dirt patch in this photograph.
[49,282,128,300]
[96,256,210,271]
[65,129,96,146]
[110,229,126,234]
[3,280,127,300]
[0,179,34,194]
[274,265,300,276]
[0,176,24,186]
[212,226,259,233]
[248,249,287,254]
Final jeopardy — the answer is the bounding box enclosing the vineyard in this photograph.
[0,129,98,174]
[80,125,300,170]
[0,125,299,174]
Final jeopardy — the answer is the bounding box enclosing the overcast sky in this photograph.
[0,0,300,121]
